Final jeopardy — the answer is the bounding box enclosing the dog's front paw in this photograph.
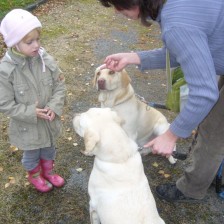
[90,210,100,224]
[168,155,177,164]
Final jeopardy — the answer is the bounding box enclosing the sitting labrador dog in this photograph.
[93,67,176,164]
[73,107,165,224]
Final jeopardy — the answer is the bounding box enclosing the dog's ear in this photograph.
[84,128,100,152]
[121,69,131,87]
[93,68,99,87]
[93,66,102,87]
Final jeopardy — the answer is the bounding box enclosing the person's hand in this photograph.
[35,101,55,121]
[36,107,51,120]
[45,108,55,121]
[102,52,140,71]
[144,129,178,157]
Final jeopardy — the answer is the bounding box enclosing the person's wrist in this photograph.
[167,129,178,142]
[130,52,140,65]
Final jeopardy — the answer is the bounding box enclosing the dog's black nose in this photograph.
[98,78,106,90]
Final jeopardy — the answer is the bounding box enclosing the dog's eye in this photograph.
[109,70,115,75]
[97,72,100,76]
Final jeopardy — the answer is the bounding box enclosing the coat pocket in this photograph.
[9,120,39,148]
[14,84,30,104]
[41,77,53,97]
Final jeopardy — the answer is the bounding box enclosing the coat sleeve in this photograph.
[137,47,180,71]
[164,27,219,137]
[0,63,37,124]
[43,52,66,116]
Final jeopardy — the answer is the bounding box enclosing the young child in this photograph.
[0,9,66,192]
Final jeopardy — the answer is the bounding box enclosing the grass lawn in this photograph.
[0,0,37,18]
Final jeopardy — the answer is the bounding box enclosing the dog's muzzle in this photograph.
[98,78,106,90]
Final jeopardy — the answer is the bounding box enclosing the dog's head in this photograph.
[93,67,131,91]
[73,108,123,156]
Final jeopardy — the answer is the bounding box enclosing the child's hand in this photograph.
[35,102,55,121]
[36,108,51,120]
[45,108,55,122]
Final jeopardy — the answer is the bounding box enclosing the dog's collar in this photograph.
[135,94,151,111]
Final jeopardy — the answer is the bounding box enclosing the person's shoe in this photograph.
[40,159,65,188]
[155,183,203,203]
[28,164,53,192]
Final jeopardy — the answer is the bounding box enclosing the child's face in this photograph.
[16,29,41,57]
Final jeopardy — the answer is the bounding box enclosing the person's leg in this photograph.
[22,149,53,192]
[40,146,65,187]
[177,77,224,199]
[40,146,56,161]
[22,149,40,171]
[156,76,224,201]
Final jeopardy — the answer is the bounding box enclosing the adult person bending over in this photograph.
[98,0,224,202]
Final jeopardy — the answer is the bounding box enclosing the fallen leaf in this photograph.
[0,167,3,172]
[10,145,18,152]
[66,128,71,132]
[76,168,83,172]
[152,162,159,167]
[158,170,165,174]
[73,143,78,146]
[5,183,10,188]
[67,137,72,141]
[9,179,16,184]
[24,182,30,187]
[164,174,171,178]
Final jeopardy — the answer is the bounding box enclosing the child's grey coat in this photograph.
[0,47,66,150]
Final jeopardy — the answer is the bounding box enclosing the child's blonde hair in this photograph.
[22,28,41,42]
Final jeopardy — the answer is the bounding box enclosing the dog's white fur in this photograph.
[93,68,176,164]
[73,108,165,224]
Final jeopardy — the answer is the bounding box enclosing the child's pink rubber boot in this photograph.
[28,164,53,192]
[40,159,65,187]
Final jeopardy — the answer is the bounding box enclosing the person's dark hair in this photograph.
[99,0,165,26]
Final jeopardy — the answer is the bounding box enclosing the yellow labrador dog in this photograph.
[93,68,176,164]
[73,108,165,224]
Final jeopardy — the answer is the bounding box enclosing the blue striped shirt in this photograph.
[137,0,224,138]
